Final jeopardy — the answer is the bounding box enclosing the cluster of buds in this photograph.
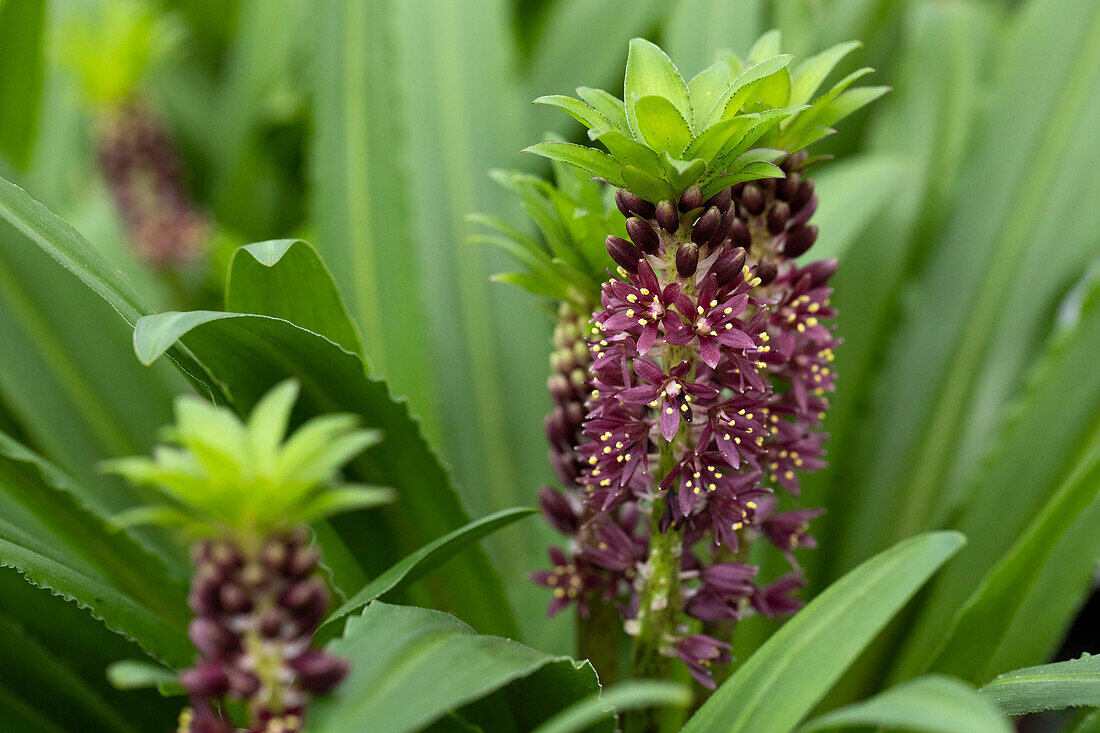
[96,102,206,267]
[179,529,347,732]
[535,171,835,685]
[546,303,597,485]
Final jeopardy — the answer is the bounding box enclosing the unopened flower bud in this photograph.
[778,172,802,201]
[227,669,261,698]
[792,179,814,209]
[676,243,699,278]
[755,260,778,286]
[626,217,660,255]
[189,618,238,657]
[712,248,747,287]
[180,662,230,697]
[782,225,818,258]
[709,206,737,248]
[705,187,732,212]
[290,650,350,693]
[789,196,818,228]
[679,184,702,212]
[656,200,679,234]
[606,235,642,273]
[258,608,284,638]
[803,258,839,287]
[615,189,655,219]
[729,217,751,248]
[218,583,253,614]
[539,487,580,535]
[740,184,765,216]
[287,547,320,579]
[767,201,790,234]
[691,207,721,244]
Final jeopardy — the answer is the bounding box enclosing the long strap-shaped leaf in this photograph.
[980,654,1100,716]
[800,675,1010,733]
[683,531,965,733]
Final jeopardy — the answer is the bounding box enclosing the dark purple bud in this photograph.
[751,573,806,618]
[705,187,732,212]
[188,572,223,616]
[708,206,737,248]
[777,172,802,201]
[729,217,751,248]
[180,662,230,697]
[546,374,572,402]
[755,260,778,286]
[261,538,289,571]
[740,184,765,216]
[188,618,239,657]
[606,235,642,273]
[539,487,580,535]
[615,189,655,219]
[679,184,702,212]
[712,248,747,287]
[218,583,253,614]
[544,409,569,447]
[792,179,814,209]
[656,200,679,234]
[767,201,790,234]
[281,578,328,613]
[290,650,350,693]
[227,669,261,697]
[287,546,320,579]
[625,216,660,255]
[258,608,284,639]
[803,258,838,287]
[789,195,818,228]
[782,225,818,258]
[190,701,233,733]
[565,401,585,429]
[691,207,721,245]
[676,243,699,278]
[781,150,808,173]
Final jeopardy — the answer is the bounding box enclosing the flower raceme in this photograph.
[107,381,392,732]
[524,34,883,688]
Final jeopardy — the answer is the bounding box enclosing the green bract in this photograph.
[104,380,392,539]
[526,32,887,202]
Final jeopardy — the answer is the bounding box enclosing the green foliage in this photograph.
[309,602,607,733]
[683,532,965,733]
[0,0,46,168]
[800,675,1010,733]
[105,380,391,538]
[980,654,1100,716]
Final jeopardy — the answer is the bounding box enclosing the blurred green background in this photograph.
[2,0,1100,713]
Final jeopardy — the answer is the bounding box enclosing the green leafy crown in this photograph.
[104,380,392,539]
[525,31,888,204]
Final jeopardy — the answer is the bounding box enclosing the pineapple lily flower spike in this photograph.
[105,381,392,733]
[517,33,885,694]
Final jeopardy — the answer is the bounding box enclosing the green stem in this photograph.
[578,596,624,685]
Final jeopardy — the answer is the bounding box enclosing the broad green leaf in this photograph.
[703,55,794,129]
[683,531,965,733]
[980,655,1100,715]
[686,64,731,132]
[683,116,755,164]
[800,675,1010,733]
[929,459,1100,684]
[591,128,665,170]
[533,95,613,132]
[132,310,518,637]
[318,507,537,643]
[0,613,134,733]
[0,0,45,168]
[620,164,673,203]
[896,272,1100,680]
[633,95,694,155]
[624,38,693,137]
[531,681,692,733]
[0,432,189,626]
[309,602,605,733]
[313,0,439,435]
[789,41,862,106]
[523,142,625,187]
[0,536,191,668]
[225,239,364,356]
[577,87,628,131]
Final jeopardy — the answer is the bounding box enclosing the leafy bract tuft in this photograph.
[526,33,887,202]
[103,380,392,539]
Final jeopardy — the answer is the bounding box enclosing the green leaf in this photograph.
[132,310,518,637]
[309,602,605,733]
[800,675,1010,733]
[929,458,1100,684]
[789,41,862,106]
[682,531,965,733]
[980,655,1100,715]
[312,0,439,434]
[624,38,693,137]
[808,153,906,262]
[298,485,395,524]
[577,87,628,131]
[318,507,537,643]
[533,95,613,132]
[686,63,732,133]
[633,95,694,155]
[703,55,794,128]
[226,239,364,356]
[531,681,692,733]
[105,660,178,692]
[620,164,673,203]
[0,536,191,668]
[0,0,45,168]
[523,142,625,186]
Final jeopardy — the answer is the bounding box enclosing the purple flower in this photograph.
[530,547,601,617]
[752,573,808,618]
[674,634,732,688]
[616,358,717,441]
